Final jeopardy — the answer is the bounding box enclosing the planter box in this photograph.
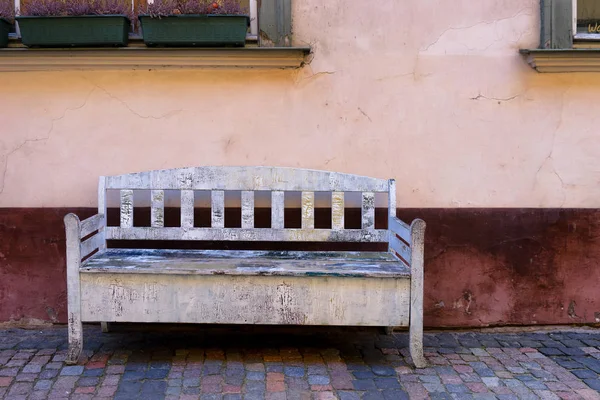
[139,15,249,47]
[0,18,10,48]
[16,15,130,47]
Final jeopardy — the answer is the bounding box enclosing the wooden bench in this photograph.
[64,167,427,367]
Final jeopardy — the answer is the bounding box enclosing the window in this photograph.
[574,0,600,40]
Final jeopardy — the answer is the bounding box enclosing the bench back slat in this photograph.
[100,167,395,243]
[105,227,389,242]
[181,190,195,229]
[120,190,134,228]
[271,191,285,229]
[211,190,225,228]
[331,191,345,230]
[104,166,389,192]
[361,192,375,230]
[241,191,255,228]
[151,190,165,228]
[301,191,315,230]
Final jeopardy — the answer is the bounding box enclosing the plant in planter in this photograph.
[17,0,132,47]
[139,0,249,47]
[0,0,14,48]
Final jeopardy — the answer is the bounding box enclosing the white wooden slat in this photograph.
[151,190,165,228]
[331,192,345,230]
[301,192,315,230]
[120,190,133,228]
[64,213,82,364]
[409,219,427,368]
[271,191,285,229]
[390,234,411,264]
[211,190,225,228]
[105,167,389,192]
[361,192,375,230]
[80,214,104,239]
[80,234,103,259]
[389,217,411,244]
[388,179,396,218]
[241,191,255,228]
[80,274,410,327]
[97,176,107,251]
[181,190,194,229]
[106,227,389,242]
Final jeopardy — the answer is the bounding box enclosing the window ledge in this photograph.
[0,46,311,71]
[520,49,600,72]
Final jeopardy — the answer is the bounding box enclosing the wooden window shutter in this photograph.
[541,0,573,48]
[258,0,292,47]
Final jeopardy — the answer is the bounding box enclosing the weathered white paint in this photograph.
[80,274,411,326]
[120,190,133,228]
[151,189,164,228]
[104,167,390,192]
[64,213,83,365]
[389,216,411,244]
[241,190,255,228]
[211,190,225,228]
[389,234,411,264]
[79,214,104,239]
[409,219,427,368]
[80,234,102,259]
[97,177,107,252]
[361,192,375,230]
[105,227,388,242]
[271,191,285,229]
[387,179,396,218]
[181,190,194,229]
[82,249,411,278]
[331,191,345,230]
[301,191,315,230]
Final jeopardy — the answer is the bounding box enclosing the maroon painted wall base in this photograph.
[1,208,599,327]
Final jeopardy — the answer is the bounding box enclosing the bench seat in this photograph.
[82,249,412,278]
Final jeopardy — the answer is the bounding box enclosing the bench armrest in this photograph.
[388,217,426,269]
[64,213,106,264]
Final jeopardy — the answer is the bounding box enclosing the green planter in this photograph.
[0,18,10,48]
[139,15,249,47]
[16,15,130,47]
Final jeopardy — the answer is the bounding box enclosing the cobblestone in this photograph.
[0,326,598,399]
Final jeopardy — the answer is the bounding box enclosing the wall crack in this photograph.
[0,87,96,196]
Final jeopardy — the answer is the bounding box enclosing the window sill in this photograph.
[520,49,600,72]
[0,44,311,71]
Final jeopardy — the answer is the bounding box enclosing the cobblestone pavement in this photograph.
[0,325,599,400]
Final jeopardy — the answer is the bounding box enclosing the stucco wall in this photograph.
[1,0,600,208]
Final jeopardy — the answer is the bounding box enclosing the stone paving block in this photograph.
[1,327,600,399]
[60,365,84,376]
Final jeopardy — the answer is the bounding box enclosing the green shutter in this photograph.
[541,0,573,48]
[258,0,292,47]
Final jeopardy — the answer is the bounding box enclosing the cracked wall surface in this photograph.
[1,0,600,208]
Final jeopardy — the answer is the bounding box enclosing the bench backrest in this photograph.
[101,167,395,243]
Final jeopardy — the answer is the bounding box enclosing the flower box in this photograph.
[139,14,249,47]
[0,18,9,48]
[16,15,130,47]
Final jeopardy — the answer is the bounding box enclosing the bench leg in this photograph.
[410,219,427,369]
[101,322,110,333]
[384,326,394,335]
[67,314,83,365]
[65,214,83,365]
